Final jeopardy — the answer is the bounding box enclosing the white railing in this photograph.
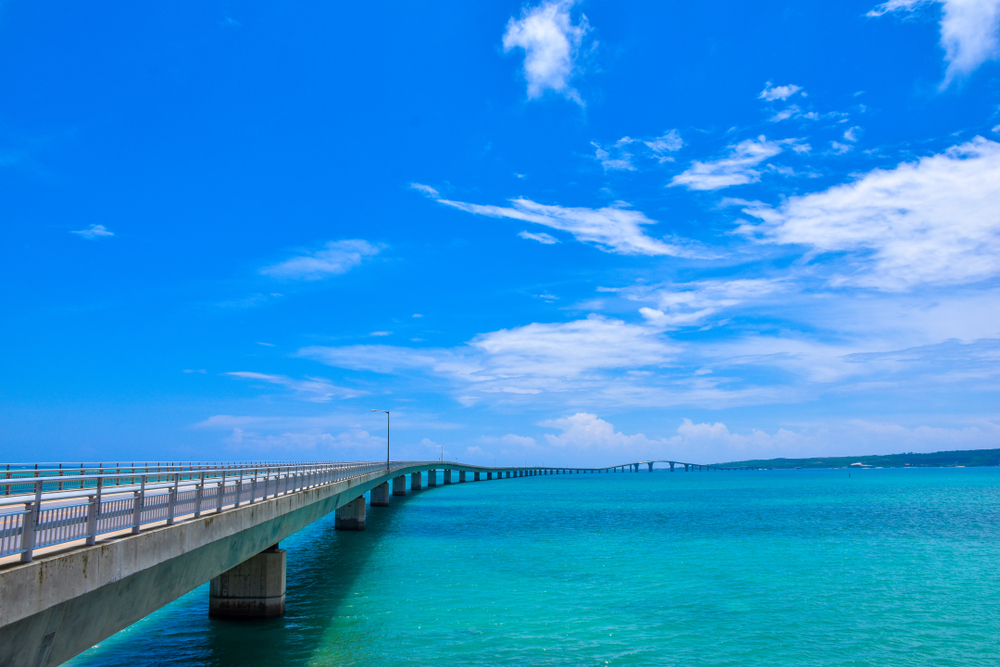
[0,460,433,563]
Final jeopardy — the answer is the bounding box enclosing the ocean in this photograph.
[66,467,1000,666]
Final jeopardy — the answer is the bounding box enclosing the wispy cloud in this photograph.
[502,0,592,105]
[434,196,697,256]
[737,136,1000,290]
[758,82,803,101]
[615,278,787,329]
[669,136,785,190]
[260,239,381,280]
[518,230,560,244]
[868,0,1000,86]
[70,224,114,239]
[302,315,679,401]
[591,130,683,171]
[226,371,365,402]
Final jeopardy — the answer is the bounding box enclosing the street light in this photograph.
[371,409,389,471]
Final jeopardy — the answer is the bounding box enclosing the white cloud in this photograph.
[542,413,658,449]
[868,0,1000,86]
[843,126,862,142]
[370,331,392,337]
[591,140,636,171]
[738,136,1000,289]
[518,230,560,244]
[436,196,698,256]
[302,315,679,400]
[409,182,440,198]
[617,278,787,329]
[831,140,853,154]
[591,130,683,170]
[758,82,803,101]
[225,371,365,402]
[260,239,381,280]
[669,136,784,190]
[502,0,591,104]
[70,224,114,239]
[644,130,684,159]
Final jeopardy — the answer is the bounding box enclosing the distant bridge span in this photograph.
[0,458,762,666]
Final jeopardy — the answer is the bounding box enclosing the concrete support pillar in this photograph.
[444,469,452,484]
[371,482,390,507]
[335,496,366,530]
[392,475,406,496]
[209,544,286,618]
[648,462,654,472]
[411,471,422,490]
[474,471,481,481]
[427,470,437,486]
[459,471,467,483]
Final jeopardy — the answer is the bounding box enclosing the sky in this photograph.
[1,0,999,467]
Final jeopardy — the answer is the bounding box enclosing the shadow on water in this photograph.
[198,495,402,667]
[68,487,416,667]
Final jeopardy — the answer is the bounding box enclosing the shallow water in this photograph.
[67,468,1000,666]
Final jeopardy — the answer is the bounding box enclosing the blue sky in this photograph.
[2,0,999,466]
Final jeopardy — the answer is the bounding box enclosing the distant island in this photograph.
[716,447,1000,469]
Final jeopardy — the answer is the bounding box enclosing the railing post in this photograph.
[85,494,98,544]
[86,476,103,546]
[20,480,43,562]
[235,476,242,508]
[167,473,179,526]
[195,473,204,518]
[131,475,146,535]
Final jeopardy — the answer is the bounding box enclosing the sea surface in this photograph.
[67,468,1000,666]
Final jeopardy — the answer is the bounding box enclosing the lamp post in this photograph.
[371,410,389,471]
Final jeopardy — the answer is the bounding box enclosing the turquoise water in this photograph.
[67,468,1000,666]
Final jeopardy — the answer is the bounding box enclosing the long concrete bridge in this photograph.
[0,458,763,666]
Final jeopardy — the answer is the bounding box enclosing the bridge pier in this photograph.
[334,496,366,530]
[392,475,406,496]
[459,471,467,483]
[474,471,481,481]
[444,469,452,484]
[427,470,437,487]
[371,482,390,507]
[411,471,422,490]
[648,462,654,472]
[209,544,286,618]
[669,462,675,472]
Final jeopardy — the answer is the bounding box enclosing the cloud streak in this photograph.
[434,195,697,256]
[260,239,381,280]
[669,136,785,190]
[70,224,114,239]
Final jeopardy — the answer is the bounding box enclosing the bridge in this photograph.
[0,458,763,667]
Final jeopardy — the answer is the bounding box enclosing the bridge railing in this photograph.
[0,460,431,564]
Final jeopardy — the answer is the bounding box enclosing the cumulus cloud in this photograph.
[518,230,560,244]
[868,0,1000,86]
[502,0,591,104]
[758,82,803,101]
[434,195,697,256]
[737,137,1000,289]
[260,239,381,280]
[70,224,114,239]
[226,371,365,402]
[669,136,785,190]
